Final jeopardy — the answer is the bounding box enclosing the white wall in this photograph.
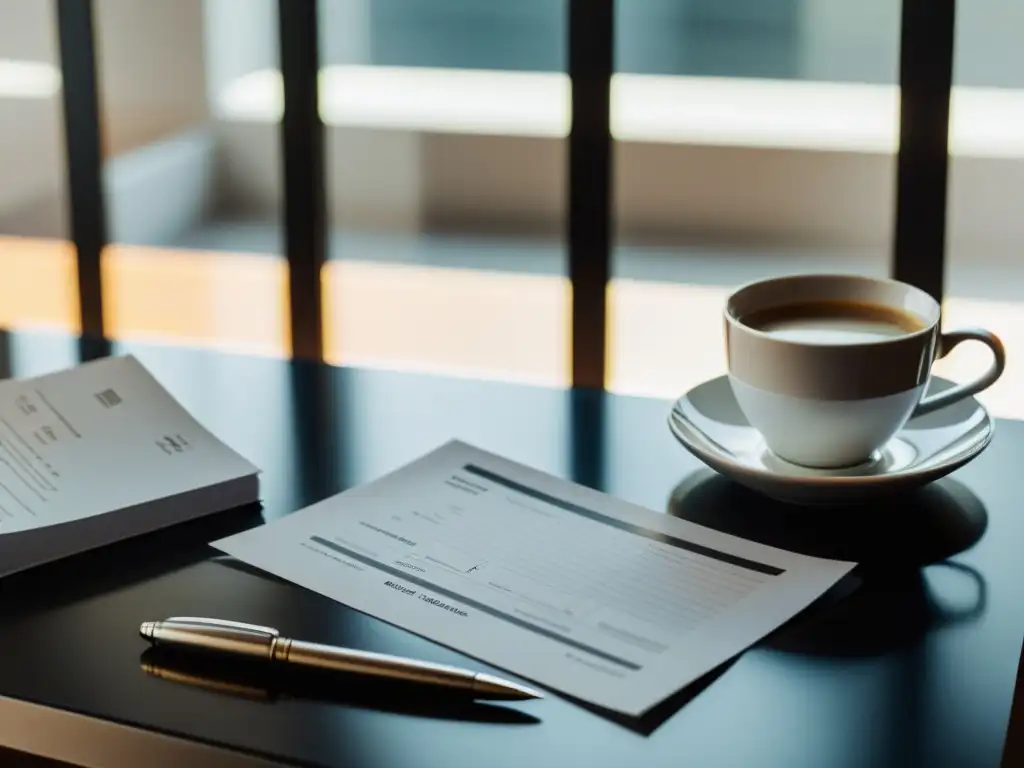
[0,0,65,236]
[0,0,211,238]
[202,0,277,107]
[0,0,211,157]
[0,0,57,62]
[207,115,1024,266]
[94,0,210,155]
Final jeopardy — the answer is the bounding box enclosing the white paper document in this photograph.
[216,441,854,715]
[0,355,259,576]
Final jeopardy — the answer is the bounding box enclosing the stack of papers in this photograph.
[217,441,855,715]
[0,356,259,578]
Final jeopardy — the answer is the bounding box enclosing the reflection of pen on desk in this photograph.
[140,617,542,702]
[139,646,542,726]
[141,658,270,701]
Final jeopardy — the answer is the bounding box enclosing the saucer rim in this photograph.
[667,375,994,487]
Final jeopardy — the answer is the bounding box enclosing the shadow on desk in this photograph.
[1,747,79,768]
[668,471,989,568]
[560,658,737,736]
[139,647,539,726]
[669,471,989,659]
[0,503,265,621]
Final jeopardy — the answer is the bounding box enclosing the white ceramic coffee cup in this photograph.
[724,274,1006,468]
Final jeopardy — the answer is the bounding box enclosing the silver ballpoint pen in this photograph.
[140,617,542,702]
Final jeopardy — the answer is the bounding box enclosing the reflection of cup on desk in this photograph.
[725,274,1005,468]
[767,562,987,659]
[667,471,989,656]
[667,470,989,569]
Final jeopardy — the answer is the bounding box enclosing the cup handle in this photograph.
[912,328,1006,418]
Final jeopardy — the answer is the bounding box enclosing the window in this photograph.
[940,0,1024,418]
[609,1,899,398]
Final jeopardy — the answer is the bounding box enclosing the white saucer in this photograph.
[667,375,994,505]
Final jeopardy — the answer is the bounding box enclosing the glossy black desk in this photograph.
[0,331,1022,768]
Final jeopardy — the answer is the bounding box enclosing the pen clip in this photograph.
[164,616,280,640]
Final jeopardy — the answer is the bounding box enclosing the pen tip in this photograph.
[473,673,543,701]
[139,621,155,640]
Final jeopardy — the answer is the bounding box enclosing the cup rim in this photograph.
[724,273,939,349]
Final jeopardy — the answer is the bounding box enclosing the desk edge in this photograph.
[0,695,287,768]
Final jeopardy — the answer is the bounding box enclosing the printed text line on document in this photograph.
[462,464,784,576]
[308,535,642,671]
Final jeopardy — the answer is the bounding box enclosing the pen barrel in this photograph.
[280,639,478,692]
[148,621,274,659]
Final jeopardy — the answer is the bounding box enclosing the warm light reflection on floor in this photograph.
[0,237,79,331]
[936,297,1024,419]
[102,245,291,358]
[1,237,1022,420]
[321,261,570,386]
[606,279,729,399]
